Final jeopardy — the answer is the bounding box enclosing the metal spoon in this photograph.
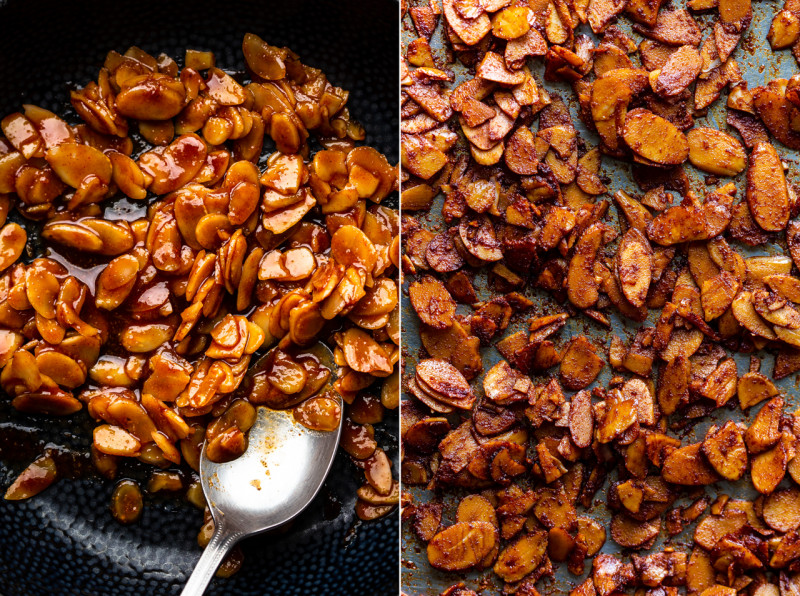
[180,343,341,596]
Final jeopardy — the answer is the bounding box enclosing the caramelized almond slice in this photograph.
[93,424,142,457]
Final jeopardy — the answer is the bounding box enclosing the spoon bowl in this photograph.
[180,343,341,596]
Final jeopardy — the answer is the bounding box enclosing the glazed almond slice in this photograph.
[701,421,747,481]
[416,358,476,410]
[752,432,792,495]
[652,45,701,97]
[686,128,746,176]
[746,142,789,232]
[4,454,57,500]
[616,228,652,308]
[482,360,529,405]
[560,336,604,390]
[622,108,689,166]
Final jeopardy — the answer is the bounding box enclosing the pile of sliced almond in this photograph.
[0,34,399,578]
[402,0,800,593]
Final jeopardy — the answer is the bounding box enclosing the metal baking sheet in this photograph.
[401,2,800,594]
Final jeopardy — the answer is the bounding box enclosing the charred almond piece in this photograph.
[686,128,746,176]
[427,521,498,571]
[560,336,604,390]
[569,390,594,449]
[623,108,689,166]
[744,396,783,454]
[702,421,747,481]
[493,531,547,582]
[662,442,720,486]
[416,359,476,410]
[409,276,456,330]
[4,454,57,500]
[616,228,652,308]
[652,45,701,98]
[746,142,789,232]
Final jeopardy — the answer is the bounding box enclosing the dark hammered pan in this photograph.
[0,1,399,594]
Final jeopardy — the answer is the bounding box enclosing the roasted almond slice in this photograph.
[569,390,594,449]
[623,108,689,166]
[686,128,746,176]
[427,521,499,571]
[746,142,789,232]
[731,291,777,340]
[763,488,800,532]
[409,275,456,330]
[616,228,652,308]
[744,396,783,454]
[702,421,747,481]
[566,223,602,309]
[661,442,720,486]
[443,0,491,46]
[493,531,548,582]
[416,358,476,410]
[652,45,701,98]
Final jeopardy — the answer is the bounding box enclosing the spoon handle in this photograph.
[180,523,240,596]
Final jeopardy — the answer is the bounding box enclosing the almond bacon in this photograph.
[402,0,800,591]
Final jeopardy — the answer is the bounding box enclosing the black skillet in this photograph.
[0,0,399,594]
